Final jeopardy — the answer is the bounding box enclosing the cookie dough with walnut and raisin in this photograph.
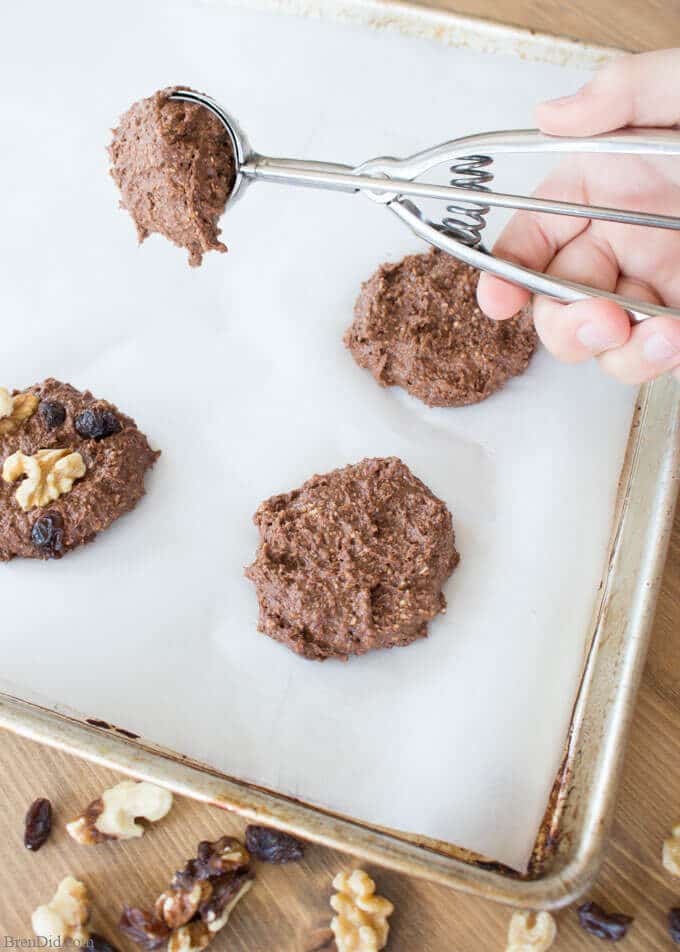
[245,457,459,661]
[345,248,537,407]
[0,379,159,560]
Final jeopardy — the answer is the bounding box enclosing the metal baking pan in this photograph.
[1,0,679,911]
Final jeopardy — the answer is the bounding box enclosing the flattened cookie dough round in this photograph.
[109,86,236,267]
[245,457,459,661]
[345,248,537,407]
[0,379,159,561]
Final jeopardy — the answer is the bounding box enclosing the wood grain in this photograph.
[2,3,680,950]
[409,0,680,52]
[1,500,678,951]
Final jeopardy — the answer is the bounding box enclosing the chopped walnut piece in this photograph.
[196,837,250,878]
[66,780,173,844]
[32,875,91,944]
[200,873,253,933]
[3,448,86,511]
[0,389,39,435]
[122,838,253,952]
[507,910,556,951]
[172,837,250,889]
[167,921,211,952]
[330,870,393,952]
[119,907,171,950]
[156,881,212,930]
[664,825,680,876]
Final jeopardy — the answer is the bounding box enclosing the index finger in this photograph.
[536,49,680,137]
[477,162,591,319]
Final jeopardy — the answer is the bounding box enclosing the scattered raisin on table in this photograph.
[89,935,120,952]
[39,400,66,429]
[118,907,170,950]
[24,797,52,851]
[669,908,680,944]
[75,407,122,440]
[245,824,305,864]
[577,901,633,941]
[31,511,65,557]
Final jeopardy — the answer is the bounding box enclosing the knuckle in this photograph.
[599,53,635,87]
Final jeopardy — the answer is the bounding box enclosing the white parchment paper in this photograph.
[0,0,636,870]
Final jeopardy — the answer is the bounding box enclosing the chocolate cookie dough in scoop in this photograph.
[246,457,459,661]
[0,379,159,560]
[109,87,235,266]
[345,249,537,407]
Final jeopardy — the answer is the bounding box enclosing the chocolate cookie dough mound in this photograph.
[109,87,236,266]
[0,379,159,561]
[246,457,459,661]
[345,249,537,407]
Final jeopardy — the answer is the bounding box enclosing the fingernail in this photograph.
[643,333,680,363]
[576,322,620,353]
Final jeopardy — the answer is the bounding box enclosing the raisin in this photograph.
[118,907,170,950]
[670,908,680,944]
[89,935,120,952]
[31,511,64,558]
[75,407,122,440]
[245,824,305,864]
[39,400,66,429]
[24,797,52,851]
[576,902,633,941]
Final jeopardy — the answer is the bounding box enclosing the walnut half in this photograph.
[66,780,173,844]
[0,388,39,436]
[3,448,86,511]
[330,870,393,952]
[32,876,91,944]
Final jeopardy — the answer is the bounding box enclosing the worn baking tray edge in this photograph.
[0,0,675,909]
[202,0,622,67]
[1,373,677,908]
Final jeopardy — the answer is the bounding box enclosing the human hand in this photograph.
[476,48,680,384]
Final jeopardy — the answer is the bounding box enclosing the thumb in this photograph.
[536,48,680,136]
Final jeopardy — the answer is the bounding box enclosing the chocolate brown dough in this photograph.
[109,87,235,266]
[345,249,537,407]
[245,457,459,661]
[0,380,159,560]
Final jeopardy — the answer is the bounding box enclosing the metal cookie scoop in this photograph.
[171,89,680,324]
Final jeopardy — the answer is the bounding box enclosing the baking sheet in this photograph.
[0,0,637,871]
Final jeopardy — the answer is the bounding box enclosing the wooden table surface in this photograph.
[2,3,680,950]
